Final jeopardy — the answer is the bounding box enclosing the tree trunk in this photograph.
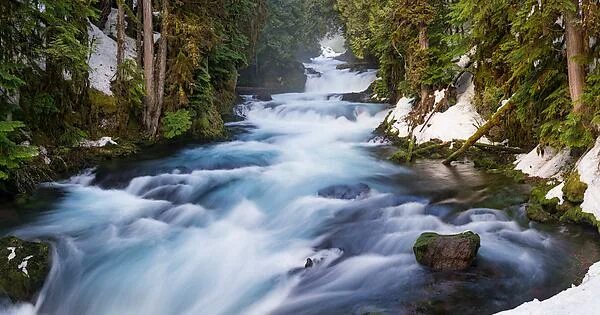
[98,0,112,29]
[116,0,125,66]
[142,0,155,133]
[151,0,168,137]
[418,22,432,119]
[136,0,143,66]
[565,0,586,112]
[443,101,515,165]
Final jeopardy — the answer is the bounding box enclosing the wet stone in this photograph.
[318,183,370,200]
[413,231,480,271]
[0,236,50,302]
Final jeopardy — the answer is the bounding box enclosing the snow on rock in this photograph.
[545,182,564,204]
[388,97,413,138]
[413,82,486,143]
[88,21,136,95]
[80,137,118,148]
[577,137,600,219]
[514,146,571,179]
[7,247,16,262]
[384,80,486,144]
[496,261,600,315]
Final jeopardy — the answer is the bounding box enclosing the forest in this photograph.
[3,0,600,314]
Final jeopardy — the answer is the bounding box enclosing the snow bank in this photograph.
[545,182,564,204]
[514,146,571,179]
[388,97,413,138]
[80,137,117,148]
[577,137,600,219]
[385,80,487,144]
[88,17,136,95]
[496,262,600,315]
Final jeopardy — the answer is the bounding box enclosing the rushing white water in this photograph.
[1,48,593,315]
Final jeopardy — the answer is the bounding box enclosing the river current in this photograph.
[2,48,600,315]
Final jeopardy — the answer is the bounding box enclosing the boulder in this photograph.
[0,236,50,301]
[318,183,370,200]
[413,231,480,271]
[254,90,273,102]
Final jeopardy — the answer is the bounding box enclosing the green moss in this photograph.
[560,206,599,229]
[413,231,480,263]
[526,203,555,223]
[0,236,50,301]
[563,171,588,204]
[390,150,410,163]
[526,183,560,223]
[89,89,117,114]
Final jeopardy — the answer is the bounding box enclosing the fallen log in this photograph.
[443,100,515,165]
[472,142,527,154]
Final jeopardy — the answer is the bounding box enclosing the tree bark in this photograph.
[98,0,112,29]
[142,0,155,133]
[136,0,143,66]
[565,0,586,112]
[151,0,168,137]
[418,22,432,119]
[443,101,515,165]
[116,0,125,66]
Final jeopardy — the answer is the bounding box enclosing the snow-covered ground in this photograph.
[497,261,600,315]
[514,146,571,179]
[577,137,600,218]
[499,137,600,314]
[384,79,487,144]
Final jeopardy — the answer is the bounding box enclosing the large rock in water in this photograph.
[318,183,370,200]
[0,236,50,301]
[413,231,480,271]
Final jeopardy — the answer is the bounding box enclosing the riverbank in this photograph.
[375,75,600,314]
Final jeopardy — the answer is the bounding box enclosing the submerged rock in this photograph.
[305,258,314,268]
[0,236,50,301]
[413,231,480,271]
[318,183,370,200]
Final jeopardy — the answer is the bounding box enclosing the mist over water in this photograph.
[3,48,599,315]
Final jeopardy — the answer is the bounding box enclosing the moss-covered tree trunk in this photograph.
[151,0,168,138]
[418,22,432,118]
[142,0,155,134]
[565,0,586,112]
[443,101,514,165]
[116,0,125,66]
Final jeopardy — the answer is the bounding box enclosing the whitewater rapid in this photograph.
[2,48,597,315]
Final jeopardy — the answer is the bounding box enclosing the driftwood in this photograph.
[443,101,515,165]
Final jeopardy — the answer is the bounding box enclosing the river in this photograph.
[2,48,600,315]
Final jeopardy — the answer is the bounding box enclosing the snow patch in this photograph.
[384,80,485,144]
[79,137,118,148]
[496,261,600,315]
[7,247,16,262]
[17,255,34,277]
[88,22,136,95]
[545,182,564,204]
[577,137,600,219]
[514,146,571,179]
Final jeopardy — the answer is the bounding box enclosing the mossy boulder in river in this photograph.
[0,236,50,302]
[413,231,480,271]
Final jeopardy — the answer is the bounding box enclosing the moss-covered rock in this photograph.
[559,206,599,229]
[0,236,50,302]
[563,171,588,204]
[390,150,410,163]
[526,203,555,223]
[526,183,560,223]
[413,231,480,271]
